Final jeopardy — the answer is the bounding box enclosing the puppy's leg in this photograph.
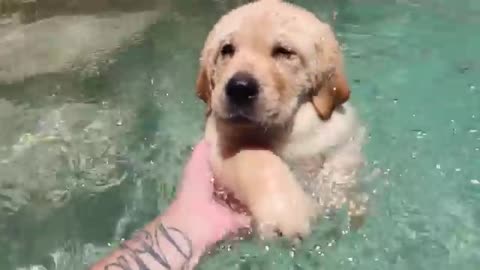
[212,149,316,239]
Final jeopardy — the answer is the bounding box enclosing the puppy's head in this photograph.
[196,0,350,127]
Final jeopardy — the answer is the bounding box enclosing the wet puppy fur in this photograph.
[195,0,366,239]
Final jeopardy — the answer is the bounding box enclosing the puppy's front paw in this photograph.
[252,186,315,239]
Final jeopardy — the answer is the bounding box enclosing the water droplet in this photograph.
[469,129,478,133]
[348,257,353,262]
[166,93,169,97]
[436,164,441,169]
[116,120,123,126]
[264,245,270,251]
[289,250,295,258]
[411,152,417,159]
[469,85,476,90]
[455,168,461,172]
[471,179,479,185]
[393,98,398,104]
[413,130,427,139]
[151,78,155,85]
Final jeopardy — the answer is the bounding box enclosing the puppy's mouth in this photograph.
[220,109,258,124]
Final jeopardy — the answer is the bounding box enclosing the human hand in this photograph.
[166,139,251,251]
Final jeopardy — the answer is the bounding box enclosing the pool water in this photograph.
[0,0,479,269]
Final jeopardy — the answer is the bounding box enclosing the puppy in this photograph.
[195,0,366,239]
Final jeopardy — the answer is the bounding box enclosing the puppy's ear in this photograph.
[312,67,350,120]
[311,28,350,120]
[195,63,213,115]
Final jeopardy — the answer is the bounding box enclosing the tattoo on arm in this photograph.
[103,223,193,270]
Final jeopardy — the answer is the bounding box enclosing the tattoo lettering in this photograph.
[158,224,192,261]
[103,256,133,270]
[102,223,193,270]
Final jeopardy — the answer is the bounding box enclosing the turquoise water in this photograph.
[0,0,479,269]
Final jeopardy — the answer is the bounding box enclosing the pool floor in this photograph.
[0,0,479,269]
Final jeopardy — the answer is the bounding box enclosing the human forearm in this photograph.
[90,140,250,270]
[89,201,219,270]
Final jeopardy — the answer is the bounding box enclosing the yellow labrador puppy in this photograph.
[195,0,366,239]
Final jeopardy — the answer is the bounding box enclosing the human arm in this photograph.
[89,140,250,270]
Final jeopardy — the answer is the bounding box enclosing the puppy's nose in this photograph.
[225,72,259,106]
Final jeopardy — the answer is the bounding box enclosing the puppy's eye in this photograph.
[272,45,295,59]
[220,43,235,57]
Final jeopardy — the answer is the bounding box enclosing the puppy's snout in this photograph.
[225,72,259,106]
